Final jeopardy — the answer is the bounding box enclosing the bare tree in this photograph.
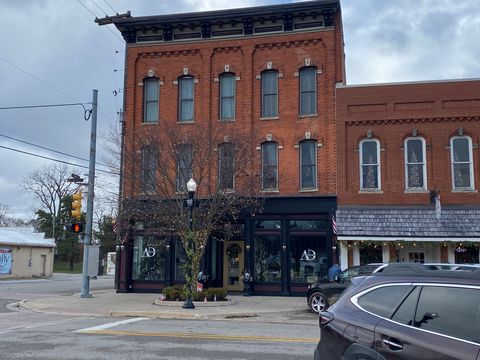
[0,203,9,226]
[121,125,262,298]
[19,164,78,240]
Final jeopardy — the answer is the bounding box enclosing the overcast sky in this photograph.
[1,0,479,219]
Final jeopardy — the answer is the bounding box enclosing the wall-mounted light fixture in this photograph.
[245,244,250,250]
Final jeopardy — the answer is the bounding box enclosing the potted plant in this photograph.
[242,268,253,296]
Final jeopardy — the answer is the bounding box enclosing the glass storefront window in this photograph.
[254,235,281,282]
[132,235,166,281]
[289,220,326,231]
[290,234,327,283]
[255,220,281,230]
[175,238,187,281]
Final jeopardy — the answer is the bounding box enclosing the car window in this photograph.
[391,286,421,325]
[341,265,377,280]
[413,286,480,343]
[357,285,412,318]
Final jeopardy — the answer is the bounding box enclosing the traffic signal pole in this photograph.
[81,89,98,298]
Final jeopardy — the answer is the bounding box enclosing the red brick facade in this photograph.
[122,16,344,199]
[336,80,480,206]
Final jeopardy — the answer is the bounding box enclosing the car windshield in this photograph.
[340,265,378,280]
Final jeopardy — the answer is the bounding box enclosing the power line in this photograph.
[76,0,124,43]
[0,144,119,176]
[0,103,88,110]
[0,56,82,103]
[89,0,108,16]
[0,132,111,168]
[102,0,117,14]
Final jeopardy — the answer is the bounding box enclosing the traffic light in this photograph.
[71,192,83,220]
[71,223,83,233]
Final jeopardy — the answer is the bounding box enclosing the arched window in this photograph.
[219,73,235,120]
[360,139,381,191]
[261,70,278,118]
[404,137,427,190]
[299,67,317,116]
[143,77,159,123]
[300,140,317,190]
[450,136,474,190]
[261,141,278,190]
[218,142,235,190]
[178,76,194,122]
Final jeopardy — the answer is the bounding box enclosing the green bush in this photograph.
[162,286,185,301]
[162,286,228,302]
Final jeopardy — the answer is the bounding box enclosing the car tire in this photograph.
[308,291,329,314]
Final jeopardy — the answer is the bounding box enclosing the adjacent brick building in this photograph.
[336,80,480,268]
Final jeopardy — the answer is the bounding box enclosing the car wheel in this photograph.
[308,291,329,314]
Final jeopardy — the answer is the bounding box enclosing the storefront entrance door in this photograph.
[223,241,244,292]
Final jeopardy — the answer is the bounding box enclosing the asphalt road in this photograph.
[0,274,318,359]
[0,314,318,359]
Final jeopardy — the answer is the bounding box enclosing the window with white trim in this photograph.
[450,136,474,190]
[300,140,317,190]
[299,67,317,116]
[143,78,159,123]
[219,73,235,120]
[261,141,278,191]
[261,70,278,118]
[218,142,235,191]
[360,139,381,191]
[404,137,426,190]
[178,76,194,122]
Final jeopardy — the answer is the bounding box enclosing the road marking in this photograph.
[0,317,93,335]
[77,329,318,343]
[74,317,149,333]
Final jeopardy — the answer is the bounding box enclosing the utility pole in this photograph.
[81,89,98,298]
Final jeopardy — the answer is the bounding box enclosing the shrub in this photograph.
[162,286,185,301]
[162,286,228,302]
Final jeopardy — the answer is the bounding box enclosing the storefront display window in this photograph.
[290,234,327,283]
[254,234,281,282]
[132,235,166,281]
[455,244,479,264]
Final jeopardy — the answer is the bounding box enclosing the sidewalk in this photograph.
[19,290,314,324]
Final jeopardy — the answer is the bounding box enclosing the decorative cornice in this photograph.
[255,38,325,50]
[138,49,200,58]
[345,116,480,126]
[213,46,241,54]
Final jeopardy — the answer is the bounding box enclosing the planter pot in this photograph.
[243,281,253,296]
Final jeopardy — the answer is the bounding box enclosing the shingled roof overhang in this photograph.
[96,0,340,43]
[336,206,480,240]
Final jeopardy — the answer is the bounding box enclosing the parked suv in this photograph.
[314,263,480,360]
[306,264,384,314]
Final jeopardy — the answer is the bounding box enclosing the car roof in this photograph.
[372,262,480,279]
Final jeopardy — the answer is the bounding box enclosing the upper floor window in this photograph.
[218,142,235,191]
[300,140,317,190]
[143,78,159,123]
[261,70,278,118]
[220,73,235,120]
[179,76,194,122]
[141,146,157,193]
[299,67,317,116]
[176,144,193,192]
[404,137,426,190]
[360,139,381,191]
[261,141,278,191]
[450,136,474,190]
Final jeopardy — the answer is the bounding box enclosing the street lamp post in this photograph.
[182,178,197,309]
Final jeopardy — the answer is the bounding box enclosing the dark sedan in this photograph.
[306,264,382,314]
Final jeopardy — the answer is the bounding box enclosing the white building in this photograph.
[0,228,55,279]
